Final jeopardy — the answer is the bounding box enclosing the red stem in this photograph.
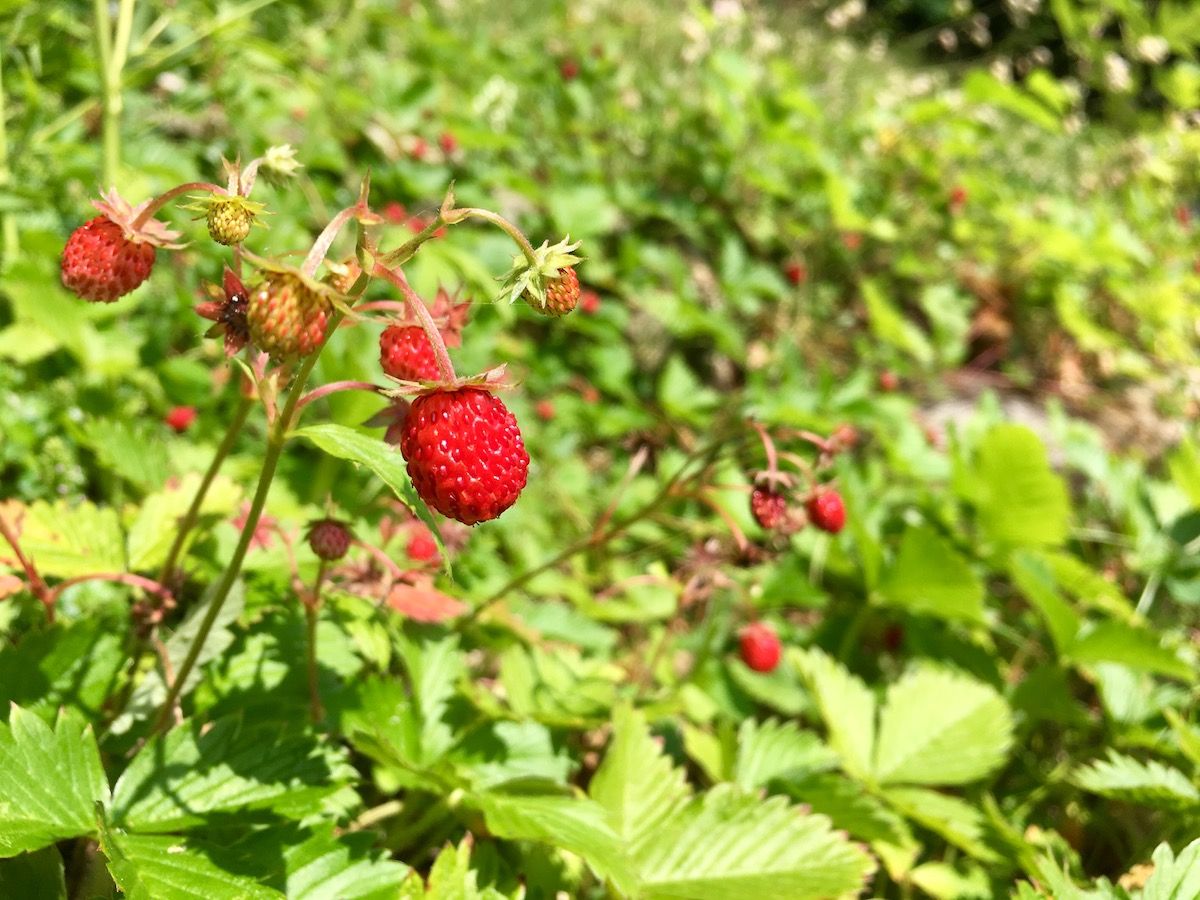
[372,263,456,382]
[47,572,174,606]
[131,182,227,228]
[301,203,367,278]
[297,380,383,411]
[0,513,53,620]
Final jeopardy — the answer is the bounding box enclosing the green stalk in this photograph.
[150,318,342,733]
[93,0,118,185]
[157,394,253,586]
[0,50,16,264]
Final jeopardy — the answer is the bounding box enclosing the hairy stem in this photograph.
[373,263,456,381]
[301,203,366,278]
[157,394,253,586]
[380,213,445,266]
[448,207,538,266]
[151,312,345,733]
[296,380,382,412]
[0,513,52,621]
[131,181,226,228]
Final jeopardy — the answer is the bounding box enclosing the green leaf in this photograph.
[1008,550,1080,656]
[779,772,912,848]
[1073,750,1200,810]
[292,424,442,552]
[99,827,280,900]
[634,784,875,899]
[879,526,985,623]
[872,667,1013,786]
[18,500,126,579]
[972,425,1070,548]
[474,791,636,894]
[0,618,126,722]
[0,707,109,857]
[590,705,691,850]
[733,718,838,790]
[452,719,571,791]
[82,419,170,493]
[861,278,934,366]
[281,826,409,900]
[1141,838,1200,900]
[795,649,876,781]
[882,787,1001,863]
[0,847,67,900]
[400,839,510,899]
[1068,621,1193,682]
[126,474,241,571]
[112,718,355,831]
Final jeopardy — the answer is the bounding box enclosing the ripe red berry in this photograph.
[380,325,440,382]
[739,622,782,673]
[807,489,847,534]
[579,289,601,315]
[1176,204,1192,228]
[399,389,530,525]
[879,370,899,392]
[406,530,439,563]
[841,232,862,251]
[439,132,459,155]
[535,399,556,421]
[307,519,353,561]
[410,137,429,160]
[750,488,787,530]
[61,216,156,302]
[949,185,968,212]
[164,406,197,434]
[560,58,580,80]
[383,201,408,224]
[784,261,807,286]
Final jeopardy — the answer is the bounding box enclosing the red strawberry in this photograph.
[841,232,862,251]
[384,201,408,224]
[535,400,556,421]
[949,185,968,212]
[879,370,899,392]
[560,58,580,80]
[307,518,353,561]
[407,530,439,563]
[380,325,440,381]
[750,488,787,530]
[164,406,197,433]
[580,289,601,315]
[543,266,581,316]
[739,622,782,673]
[785,261,807,286]
[399,388,530,525]
[61,217,156,302]
[807,489,846,534]
[1176,204,1192,228]
[439,132,459,155]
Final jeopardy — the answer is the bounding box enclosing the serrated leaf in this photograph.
[794,649,876,781]
[590,705,691,851]
[1142,838,1200,900]
[972,425,1070,548]
[281,825,409,900]
[779,772,912,848]
[401,839,510,899]
[452,719,571,791]
[873,667,1013,786]
[0,707,110,856]
[1073,750,1200,810]
[879,525,985,622]
[474,791,636,894]
[19,500,126,578]
[634,784,875,899]
[733,718,838,790]
[292,425,443,557]
[882,786,1001,863]
[82,419,170,492]
[0,618,126,723]
[1068,620,1193,682]
[112,717,355,831]
[99,827,281,900]
[126,474,241,571]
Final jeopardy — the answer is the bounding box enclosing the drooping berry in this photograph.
[307,519,353,561]
[247,271,333,361]
[739,622,782,673]
[399,389,530,525]
[540,266,581,317]
[164,406,197,433]
[380,325,440,382]
[61,216,156,302]
[807,489,847,534]
[750,488,787,530]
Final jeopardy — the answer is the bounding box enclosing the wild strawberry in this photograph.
[580,289,601,314]
[307,518,353,561]
[1176,204,1192,228]
[785,261,807,286]
[247,269,334,361]
[399,388,530,525]
[384,201,408,224]
[164,406,197,433]
[750,488,787,530]
[60,190,181,303]
[407,529,439,563]
[830,423,859,452]
[497,237,583,317]
[205,197,258,245]
[807,489,846,534]
[543,266,581,316]
[439,132,459,155]
[535,399,556,421]
[949,185,968,213]
[380,325,440,381]
[841,232,862,251]
[739,622,782,673]
[409,137,429,160]
[560,58,580,80]
[879,370,899,392]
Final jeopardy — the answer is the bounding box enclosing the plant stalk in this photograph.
[448,207,539,266]
[373,263,456,381]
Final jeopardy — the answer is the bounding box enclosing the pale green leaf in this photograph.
[590,705,691,851]
[733,718,838,790]
[1068,621,1193,682]
[1142,838,1200,900]
[635,784,875,899]
[19,500,126,579]
[1073,750,1200,810]
[399,839,510,899]
[112,718,355,831]
[127,473,241,571]
[883,787,1000,863]
[0,707,109,857]
[873,668,1013,786]
[879,526,985,623]
[0,618,126,723]
[795,649,876,781]
[973,425,1070,548]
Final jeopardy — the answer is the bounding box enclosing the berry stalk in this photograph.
[301,201,370,278]
[157,393,254,587]
[131,182,227,230]
[373,263,456,382]
[445,206,538,267]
